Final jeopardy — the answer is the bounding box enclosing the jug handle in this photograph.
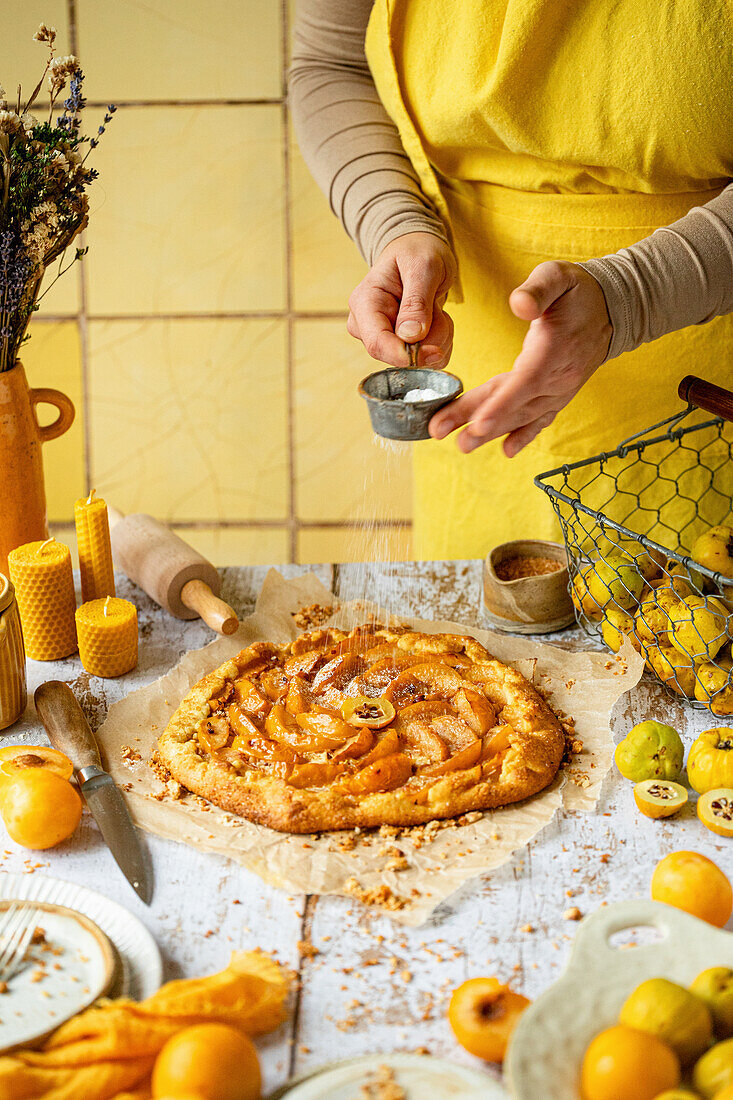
[30,388,75,442]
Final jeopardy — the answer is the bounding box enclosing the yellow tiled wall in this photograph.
[2,1,413,565]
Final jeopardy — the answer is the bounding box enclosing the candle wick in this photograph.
[37,538,55,556]
[103,596,111,617]
[86,488,96,505]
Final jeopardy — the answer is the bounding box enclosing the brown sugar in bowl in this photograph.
[483,540,575,634]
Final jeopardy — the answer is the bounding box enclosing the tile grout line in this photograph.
[282,0,298,565]
[67,0,93,494]
[34,311,349,322]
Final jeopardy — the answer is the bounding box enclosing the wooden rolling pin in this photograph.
[108,510,239,635]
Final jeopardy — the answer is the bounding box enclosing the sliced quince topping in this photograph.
[227,705,260,741]
[341,695,396,729]
[393,700,454,764]
[236,643,280,677]
[283,649,328,678]
[453,688,495,735]
[285,676,312,717]
[198,713,232,753]
[347,752,413,794]
[229,732,296,764]
[482,725,513,759]
[330,726,374,761]
[296,707,352,744]
[266,704,348,753]
[385,663,468,708]
[259,667,290,702]
[232,677,269,719]
[420,739,482,777]
[358,727,400,766]
[287,760,347,789]
[311,652,364,693]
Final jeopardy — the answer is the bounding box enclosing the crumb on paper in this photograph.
[291,603,335,630]
[121,745,141,766]
[343,877,408,912]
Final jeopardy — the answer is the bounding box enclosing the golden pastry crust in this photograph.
[156,626,565,833]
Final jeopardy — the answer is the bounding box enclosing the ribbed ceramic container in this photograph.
[0,574,26,730]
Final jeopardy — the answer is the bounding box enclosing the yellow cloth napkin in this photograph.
[0,950,290,1100]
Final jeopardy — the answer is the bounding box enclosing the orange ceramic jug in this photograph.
[0,361,75,573]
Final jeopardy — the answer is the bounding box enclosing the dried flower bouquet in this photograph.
[0,23,114,372]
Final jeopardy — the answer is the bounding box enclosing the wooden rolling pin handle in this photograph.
[180,579,239,636]
[678,375,733,424]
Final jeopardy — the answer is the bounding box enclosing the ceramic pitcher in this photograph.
[0,361,75,573]
[0,574,26,731]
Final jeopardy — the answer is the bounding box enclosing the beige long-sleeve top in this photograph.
[289,0,733,362]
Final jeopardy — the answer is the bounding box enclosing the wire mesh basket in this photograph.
[535,376,733,711]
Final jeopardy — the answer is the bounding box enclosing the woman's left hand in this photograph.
[429,261,612,456]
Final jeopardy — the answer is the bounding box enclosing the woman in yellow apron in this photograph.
[290,0,733,559]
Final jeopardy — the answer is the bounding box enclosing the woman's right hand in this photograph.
[347,232,456,368]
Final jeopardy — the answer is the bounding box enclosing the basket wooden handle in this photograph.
[679,375,733,423]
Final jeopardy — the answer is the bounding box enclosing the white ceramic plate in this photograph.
[0,900,117,1052]
[0,873,162,1003]
[271,1053,506,1099]
[507,899,733,1100]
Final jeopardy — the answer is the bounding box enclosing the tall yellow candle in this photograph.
[76,596,138,678]
[74,489,116,603]
[8,539,77,661]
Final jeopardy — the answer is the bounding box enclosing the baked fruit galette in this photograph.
[156,625,565,833]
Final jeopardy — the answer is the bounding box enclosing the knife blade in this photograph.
[34,681,153,905]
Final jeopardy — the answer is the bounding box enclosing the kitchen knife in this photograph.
[34,681,153,905]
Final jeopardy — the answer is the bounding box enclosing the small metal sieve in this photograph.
[358,344,463,441]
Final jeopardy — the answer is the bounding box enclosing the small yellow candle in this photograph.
[74,489,116,603]
[8,539,77,661]
[75,596,138,678]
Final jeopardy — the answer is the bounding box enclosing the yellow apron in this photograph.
[365,0,733,559]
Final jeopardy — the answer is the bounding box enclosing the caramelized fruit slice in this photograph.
[453,688,495,735]
[287,760,347,789]
[283,650,327,678]
[357,727,400,767]
[385,663,467,707]
[0,745,73,789]
[259,667,289,703]
[311,652,364,693]
[295,708,352,745]
[420,739,482,777]
[229,732,296,764]
[330,727,374,761]
[698,788,733,837]
[633,779,688,819]
[347,752,413,794]
[394,701,453,764]
[266,704,348,753]
[341,695,396,729]
[198,714,232,753]
[232,677,269,719]
[285,676,311,717]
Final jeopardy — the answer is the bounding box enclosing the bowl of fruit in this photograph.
[506,886,733,1100]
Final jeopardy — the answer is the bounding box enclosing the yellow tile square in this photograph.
[293,320,412,522]
[88,318,289,522]
[0,3,70,107]
[35,262,81,317]
[23,320,85,523]
[85,106,286,315]
[297,525,412,564]
[289,135,368,311]
[176,526,289,567]
[77,0,282,101]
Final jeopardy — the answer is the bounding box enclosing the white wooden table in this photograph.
[4,562,731,1096]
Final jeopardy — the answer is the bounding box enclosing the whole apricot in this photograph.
[152,1023,260,1100]
[581,1025,680,1100]
[1,770,81,849]
[448,976,529,1062]
[651,852,733,928]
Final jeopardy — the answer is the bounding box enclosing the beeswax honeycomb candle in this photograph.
[7,540,77,661]
[75,596,137,678]
[74,489,116,603]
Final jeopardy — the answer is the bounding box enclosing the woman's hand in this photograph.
[347,232,456,368]
[430,261,612,456]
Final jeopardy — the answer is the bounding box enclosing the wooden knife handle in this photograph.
[34,681,101,772]
[180,579,239,635]
[678,375,733,424]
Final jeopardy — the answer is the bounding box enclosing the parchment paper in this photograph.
[96,570,644,926]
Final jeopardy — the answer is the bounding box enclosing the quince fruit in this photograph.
[668,596,732,662]
[687,729,733,794]
[693,1037,733,1098]
[619,978,713,1064]
[602,605,636,653]
[652,1092,702,1099]
[572,563,605,620]
[588,552,645,612]
[646,642,698,697]
[691,969,733,1039]
[694,657,733,715]
[633,779,688,819]
[615,721,684,783]
[661,560,707,599]
[693,526,733,580]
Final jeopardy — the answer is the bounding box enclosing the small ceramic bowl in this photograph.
[483,539,574,634]
[359,368,463,441]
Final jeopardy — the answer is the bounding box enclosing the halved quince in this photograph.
[633,779,688,819]
[347,752,412,794]
[697,788,733,837]
[0,745,73,790]
[341,695,395,729]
